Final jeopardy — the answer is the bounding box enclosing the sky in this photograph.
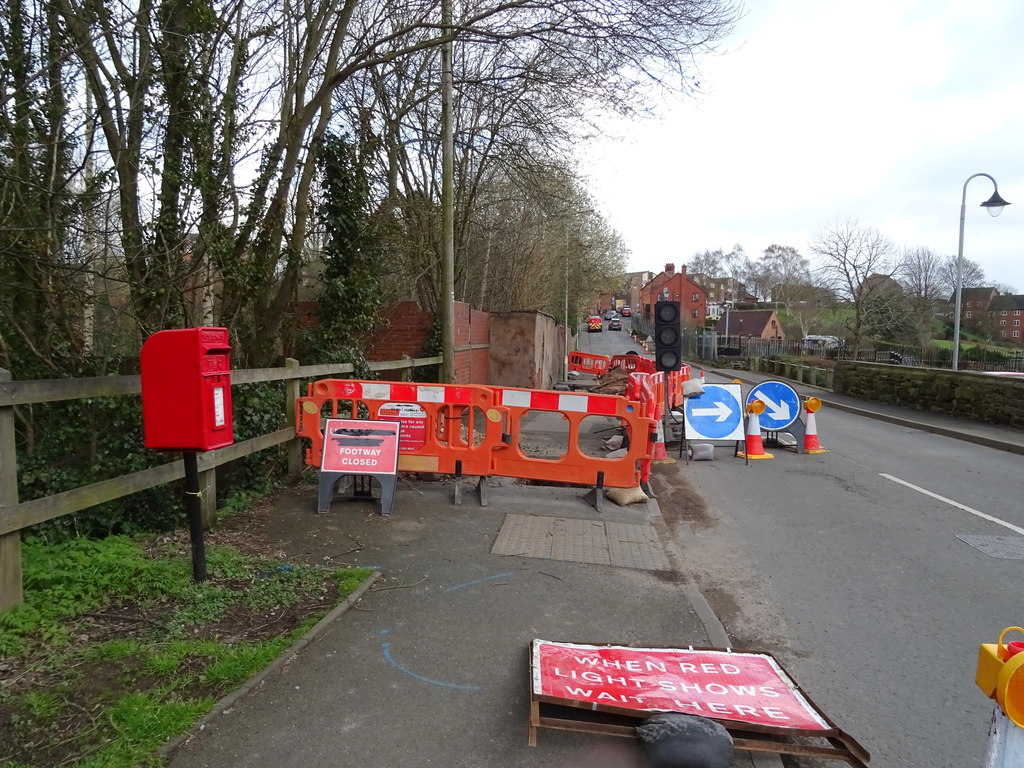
[584,0,1024,292]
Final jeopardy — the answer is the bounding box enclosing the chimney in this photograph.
[664,263,675,275]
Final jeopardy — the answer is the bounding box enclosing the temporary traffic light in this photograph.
[653,300,682,372]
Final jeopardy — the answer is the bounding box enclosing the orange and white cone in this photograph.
[651,418,675,463]
[737,404,773,460]
[803,397,829,454]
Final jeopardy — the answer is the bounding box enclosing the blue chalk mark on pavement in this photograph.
[380,643,483,691]
[444,572,514,592]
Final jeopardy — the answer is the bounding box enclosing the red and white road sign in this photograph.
[320,419,400,475]
[532,640,829,731]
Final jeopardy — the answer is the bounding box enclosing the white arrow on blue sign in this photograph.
[683,384,744,441]
[746,381,800,431]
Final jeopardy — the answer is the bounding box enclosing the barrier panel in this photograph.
[489,387,655,492]
[627,373,658,487]
[610,354,656,375]
[296,380,507,481]
[568,351,610,375]
[297,379,657,512]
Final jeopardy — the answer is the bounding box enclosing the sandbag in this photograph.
[688,443,714,461]
[606,486,648,506]
[682,376,705,397]
[635,713,733,768]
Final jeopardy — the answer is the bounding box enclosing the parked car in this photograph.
[587,315,603,332]
[604,310,617,320]
[620,306,632,317]
[608,318,622,331]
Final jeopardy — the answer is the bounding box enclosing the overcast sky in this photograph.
[585,0,1024,292]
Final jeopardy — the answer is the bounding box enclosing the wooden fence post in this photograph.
[196,453,218,529]
[0,368,23,611]
[285,358,302,483]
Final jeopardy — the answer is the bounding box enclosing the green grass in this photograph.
[0,533,374,767]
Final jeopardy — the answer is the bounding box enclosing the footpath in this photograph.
[165,365,1023,768]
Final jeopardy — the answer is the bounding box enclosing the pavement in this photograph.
[163,364,1024,768]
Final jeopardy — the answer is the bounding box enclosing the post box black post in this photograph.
[140,326,233,584]
[183,453,208,582]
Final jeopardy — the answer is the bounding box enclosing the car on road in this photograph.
[608,318,622,331]
[587,315,603,332]
[621,306,632,317]
[604,310,617,320]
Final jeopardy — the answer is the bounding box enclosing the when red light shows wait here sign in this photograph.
[532,640,829,731]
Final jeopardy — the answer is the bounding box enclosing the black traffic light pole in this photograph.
[653,299,685,460]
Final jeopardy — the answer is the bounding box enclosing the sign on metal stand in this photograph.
[746,381,800,431]
[683,384,744,443]
[318,418,401,515]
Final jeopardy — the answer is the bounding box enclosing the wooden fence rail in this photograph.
[0,355,442,612]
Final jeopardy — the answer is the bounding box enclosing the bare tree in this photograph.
[810,220,901,354]
[938,254,986,299]
[4,0,739,367]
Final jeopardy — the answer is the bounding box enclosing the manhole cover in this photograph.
[491,514,670,571]
[956,535,1024,560]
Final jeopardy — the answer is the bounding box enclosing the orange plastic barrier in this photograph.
[568,351,610,375]
[296,380,507,477]
[610,354,656,375]
[627,373,658,485]
[489,386,654,489]
[296,380,657,507]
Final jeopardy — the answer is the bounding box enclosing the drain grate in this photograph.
[956,535,1024,560]
[492,514,670,571]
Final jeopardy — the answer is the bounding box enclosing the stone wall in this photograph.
[833,361,1024,428]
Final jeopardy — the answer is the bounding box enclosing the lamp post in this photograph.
[952,173,1010,371]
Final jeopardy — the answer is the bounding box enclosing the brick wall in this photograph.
[366,300,492,385]
[366,300,434,372]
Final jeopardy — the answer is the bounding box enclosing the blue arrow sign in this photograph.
[684,384,744,441]
[746,381,800,431]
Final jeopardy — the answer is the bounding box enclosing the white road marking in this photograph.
[880,473,1024,536]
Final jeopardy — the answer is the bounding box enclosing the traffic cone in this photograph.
[651,418,675,463]
[736,408,773,460]
[803,398,829,454]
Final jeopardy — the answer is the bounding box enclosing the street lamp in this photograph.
[952,173,1010,371]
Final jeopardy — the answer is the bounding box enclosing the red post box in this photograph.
[141,327,234,451]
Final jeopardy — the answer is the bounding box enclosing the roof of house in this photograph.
[715,309,780,336]
[988,294,1024,311]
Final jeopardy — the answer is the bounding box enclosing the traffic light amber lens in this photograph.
[657,326,680,345]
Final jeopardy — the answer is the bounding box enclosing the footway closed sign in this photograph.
[532,640,829,731]
[321,418,400,475]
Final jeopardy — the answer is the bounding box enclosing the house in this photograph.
[983,294,1024,346]
[690,274,757,306]
[640,263,707,328]
[956,286,1000,331]
[858,273,903,298]
[714,309,786,340]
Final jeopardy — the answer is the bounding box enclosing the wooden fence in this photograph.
[0,355,442,612]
